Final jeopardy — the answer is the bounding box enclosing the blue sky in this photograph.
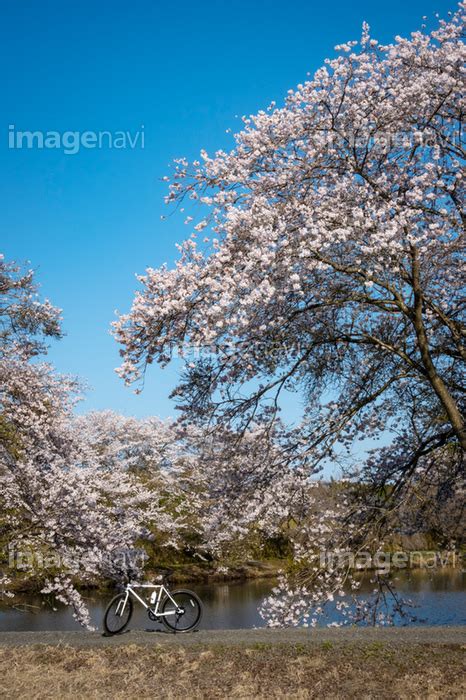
[1,0,456,420]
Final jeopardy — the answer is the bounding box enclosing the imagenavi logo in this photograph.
[8,125,145,155]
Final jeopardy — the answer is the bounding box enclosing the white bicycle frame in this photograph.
[116,583,182,618]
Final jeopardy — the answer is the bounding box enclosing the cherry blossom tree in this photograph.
[0,259,184,626]
[73,410,206,551]
[115,7,465,625]
[0,369,192,627]
[1,362,150,627]
[0,254,62,361]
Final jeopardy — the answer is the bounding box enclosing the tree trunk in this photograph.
[410,245,466,452]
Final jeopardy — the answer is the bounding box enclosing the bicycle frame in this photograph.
[115,583,182,618]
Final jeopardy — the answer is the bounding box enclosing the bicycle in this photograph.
[103,568,203,635]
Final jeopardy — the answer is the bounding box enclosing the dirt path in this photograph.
[0,626,464,648]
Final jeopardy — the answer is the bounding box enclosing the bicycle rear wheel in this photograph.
[161,589,202,632]
[103,593,133,635]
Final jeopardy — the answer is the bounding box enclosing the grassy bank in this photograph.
[1,638,464,699]
[3,558,283,595]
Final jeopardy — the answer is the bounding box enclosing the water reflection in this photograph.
[0,570,464,632]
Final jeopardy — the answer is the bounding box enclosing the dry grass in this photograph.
[0,641,464,699]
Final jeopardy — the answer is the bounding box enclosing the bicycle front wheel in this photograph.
[103,593,133,635]
[161,589,203,632]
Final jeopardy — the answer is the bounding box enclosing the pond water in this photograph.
[1,569,464,632]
